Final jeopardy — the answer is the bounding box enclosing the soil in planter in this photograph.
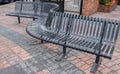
[118,0,120,5]
[0,3,8,5]
[98,1,117,12]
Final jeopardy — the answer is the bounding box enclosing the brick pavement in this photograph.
[0,3,120,74]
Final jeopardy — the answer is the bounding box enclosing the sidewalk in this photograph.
[0,3,120,74]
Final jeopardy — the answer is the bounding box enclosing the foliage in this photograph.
[100,0,112,5]
[40,0,63,2]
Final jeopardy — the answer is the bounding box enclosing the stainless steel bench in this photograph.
[26,11,120,73]
[6,1,59,23]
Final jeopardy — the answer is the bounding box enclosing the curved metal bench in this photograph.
[6,1,59,23]
[26,11,120,73]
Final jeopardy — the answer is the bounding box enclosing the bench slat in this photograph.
[20,2,36,15]
[15,1,22,13]
[109,46,115,58]
[113,21,120,43]
[110,23,116,42]
[59,13,69,34]
[102,20,120,45]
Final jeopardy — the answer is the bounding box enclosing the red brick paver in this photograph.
[44,43,60,50]
[0,58,10,70]
[0,35,32,70]
[36,69,51,74]
[67,37,120,74]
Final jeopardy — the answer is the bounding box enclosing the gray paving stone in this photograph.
[46,59,56,66]
[0,65,27,74]
[23,67,34,74]
[45,52,53,58]
[66,53,74,57]
[48,64,59,71]
[57,48,63,52]
[59,71,68,74]
[33,54,45,61]
[32,52,42,57]
[48,51,58,56]
[28,58,38,64]
[42,55,49,60]
[31,61,46,71]
[50,67,63,74]
[28,48,42,55]
[66,66,78,74]
[16,56,45,71]
[29,66,38,73]
[17,62,27,68]
[63,63,74,70]
[24,61,33,66]
[60,61,70,67]
[74,70,85,74]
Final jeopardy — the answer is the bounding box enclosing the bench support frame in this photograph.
[33,18,36,21]
[55,46,66,61]
[91,55,102,73]
[41,40,44,43]
[18,16,20,24]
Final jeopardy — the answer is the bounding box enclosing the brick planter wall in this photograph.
[82,0,99,15]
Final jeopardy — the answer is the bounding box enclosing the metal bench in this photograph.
[6,1,59,23]
[26,11,120,73]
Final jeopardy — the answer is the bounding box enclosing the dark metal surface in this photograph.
[0,0,14,3]
[118,0,120,5]
[40,0,64,12]
[26,11,120,73]
[80,0,83,15]
[6,1,59,23]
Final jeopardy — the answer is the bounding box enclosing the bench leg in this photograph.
[33,18,36,21]
[18,16,20,24]
[55,46,66,61]
[90,55,102,73]
[28,40,44,45]
[41,40,44,43]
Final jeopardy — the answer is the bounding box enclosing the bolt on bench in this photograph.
[6,1,59,23]
[26,11,120,73]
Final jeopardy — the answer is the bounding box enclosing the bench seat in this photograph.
[66,36,115,59]
[26,22,66,45]
[41,33,66,45]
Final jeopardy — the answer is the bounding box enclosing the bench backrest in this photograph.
[45,12,73,35]
[102,20,120,45]
[64,14,120,45]
[14,1,37,15]
[39,2,59,15]
[15,1,22,13]
[21,1,36,15]
[45,12,120,45]
[68,15,120,45]
[67,15,105,43]
[14,1,59,16]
